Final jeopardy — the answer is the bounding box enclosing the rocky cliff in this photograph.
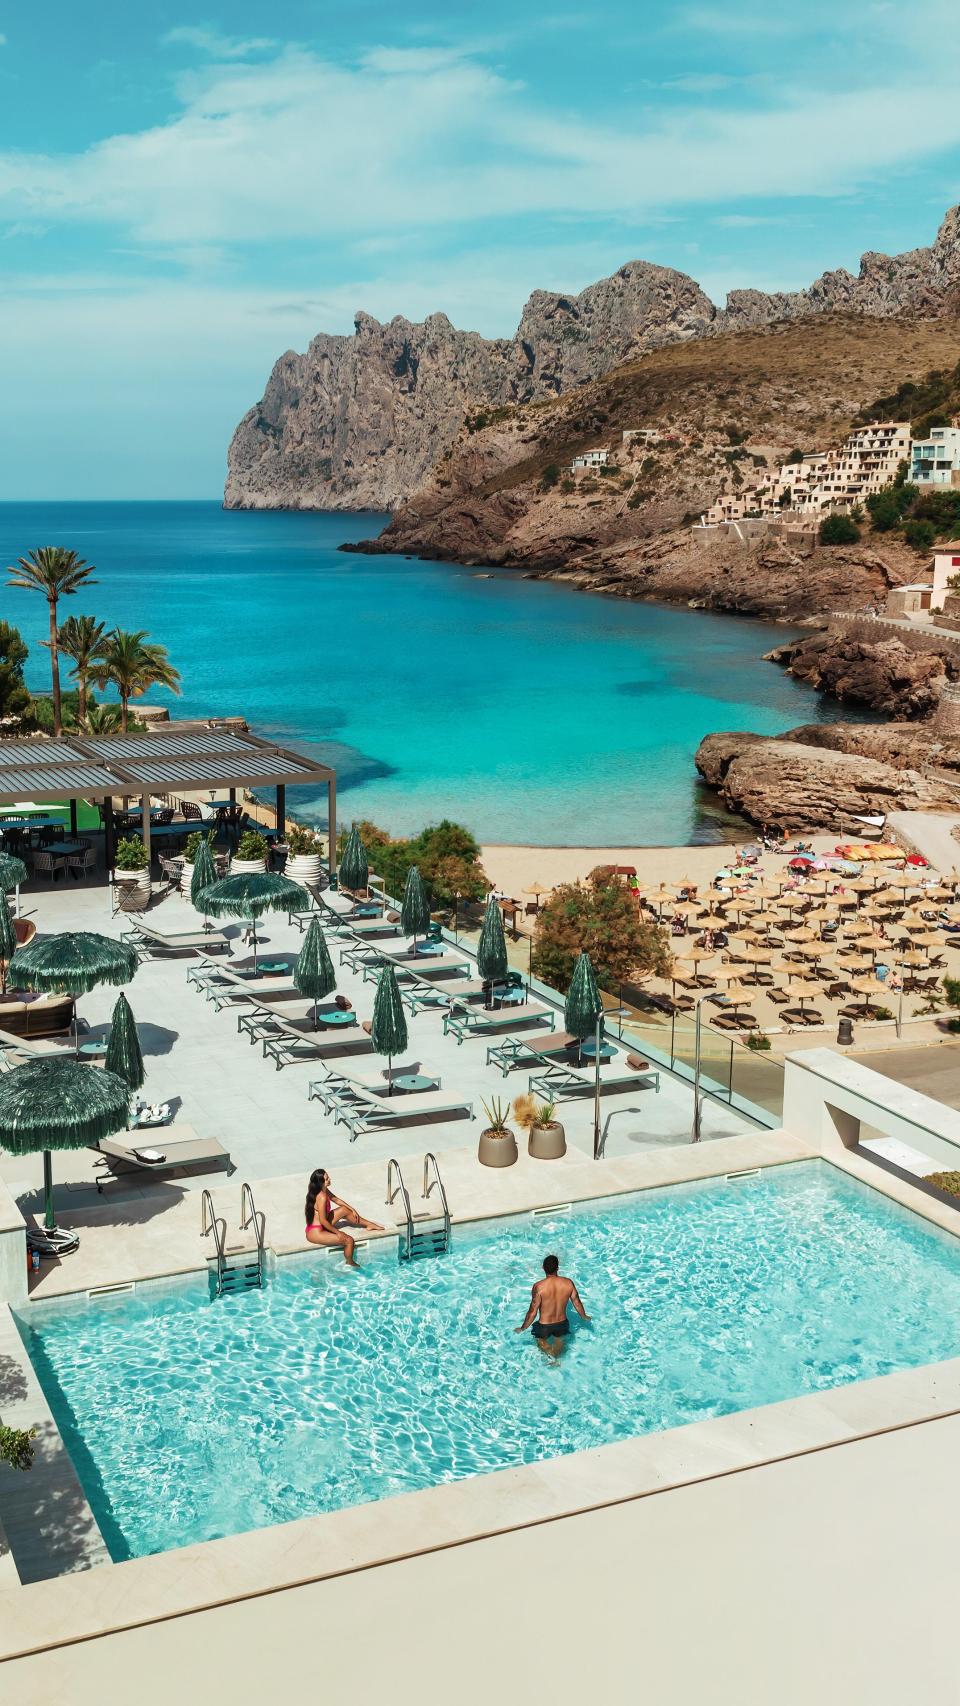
[695,724,960,832]
[767,628,960,719]
[226,207,960,511]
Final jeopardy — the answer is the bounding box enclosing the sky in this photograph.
[2,1,960,500]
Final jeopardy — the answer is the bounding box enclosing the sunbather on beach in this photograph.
[305,1167,383,1267]
[515,1254,590,1358]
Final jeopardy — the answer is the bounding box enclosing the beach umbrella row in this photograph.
[339,825,369,894]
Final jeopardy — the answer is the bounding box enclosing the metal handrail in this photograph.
[240,1182,265,1282]
[421,1153,451,1246]
[386,1158,413,1259]
[201,1188,227,1296]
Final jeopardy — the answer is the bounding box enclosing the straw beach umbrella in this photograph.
[295,917,336,1027]
[401,865,431,952]
[0,1056,129,1239]
[9,931,138,995]
[190,833,217,922]
[0,852,27,916]
[105,992,145,1094]
[477,894,508,1002]
[197,872,310,971]
[370,963,407,1093]
[565,950,603,1061]
[0,899,15,995]
[339,825,369,895]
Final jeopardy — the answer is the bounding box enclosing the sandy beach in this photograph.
[481,836,844,900]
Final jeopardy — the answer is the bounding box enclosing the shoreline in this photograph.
[480,838,845,898]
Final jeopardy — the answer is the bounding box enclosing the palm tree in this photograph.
[6,547,96,735]
[84,704,123,735]
[95,629,181,733]
[56,614,107,730]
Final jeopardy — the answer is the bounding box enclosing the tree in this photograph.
[349,819,489,908]
[0,620,31,724]
[95,629,181,733]
[819,513,860,546]
[0,1423,35,1472]
[84,703,124,735]
[57,614,107,729]
[6,547,96,735]
[904,519,936,555]
[531,874,671,994]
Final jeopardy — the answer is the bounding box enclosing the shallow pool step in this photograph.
[403,1214,450,1261]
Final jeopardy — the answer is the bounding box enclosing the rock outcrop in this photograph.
[695,727,960,832]
[226,206,960,511]
[767,628,960,719]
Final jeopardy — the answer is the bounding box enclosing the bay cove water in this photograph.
[0,501,866,845]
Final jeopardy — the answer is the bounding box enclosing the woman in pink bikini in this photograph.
[304,1168,383,1267]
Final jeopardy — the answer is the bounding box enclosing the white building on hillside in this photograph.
[571,449,609,471]
[910,426,960,487]
[698,421,911,527]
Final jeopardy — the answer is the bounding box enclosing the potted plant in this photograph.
[284,821,323,889]
[232,829,268,874]
[113,835,150,909]
[512,1092,566,1159]
[478,1096,518,1168]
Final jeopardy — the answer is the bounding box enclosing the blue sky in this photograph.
[2,0,960,499]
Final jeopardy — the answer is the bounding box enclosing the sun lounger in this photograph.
[527,1054,660,1101]
[262,1020,373,1069]
[123,919,232,958]
[92,1129,232,1189]
[444,1002,555,1044]
[485,1030,579,1075]
[401,976,488,1014]
[307,1074,473,1141]
[364,953,471,984]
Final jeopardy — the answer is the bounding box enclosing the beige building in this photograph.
[699,421,911,528]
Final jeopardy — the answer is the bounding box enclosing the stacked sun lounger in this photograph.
[443,1002,556,1045]
[307,1067,472,1141]
[485,1029,579,1076]
[122,919,232,960]
[527,1052,660,1102]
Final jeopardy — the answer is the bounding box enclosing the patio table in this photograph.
[392,1073,439,1094]
[316,1009,357,1027]
[577,1039,617,1060]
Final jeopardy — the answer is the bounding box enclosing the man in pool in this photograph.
[515,1254,589,1357]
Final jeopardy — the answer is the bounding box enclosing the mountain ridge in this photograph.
[224,206,960,512]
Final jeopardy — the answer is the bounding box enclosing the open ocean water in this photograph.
[0,501,867,845]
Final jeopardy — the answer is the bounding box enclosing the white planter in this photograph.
[286,852,322,888]
[232,856,266,874]
[114,867,151,912]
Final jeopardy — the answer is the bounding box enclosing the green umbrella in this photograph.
[565,950,603,1063]
[294,916,336,1027]
[339,825,369,894]
[197,871,310,970]
[9,930,138,995]
[370,962,408,1094]
[0,1056,129,1234]
[0,853,28,893]
[401,864,430,951]
[477,894,508,1005]
[0,899,14,996]
[190,833,217,921]
[105,992,145,1093]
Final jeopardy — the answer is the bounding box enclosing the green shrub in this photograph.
[904,519,936,554]
[0,1424,35,1472]
[539,463,561,491]
[819,513,860,545]
[235,830,267,861]
[744,1033,771,1050]
[286,823,321,856]
[942,976,960,1009]
[184,830,208,863]
[114,836,146,872]
[925,1171,960,1198]
[868,1005,893,1021]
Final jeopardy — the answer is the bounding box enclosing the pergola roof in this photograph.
[0,723,335,806]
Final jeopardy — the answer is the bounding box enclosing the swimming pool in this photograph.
[17,1163,960,1561]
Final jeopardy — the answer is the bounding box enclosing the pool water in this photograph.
[18,1163,960,1560]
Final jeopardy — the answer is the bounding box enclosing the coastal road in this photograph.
[851,1041,960,1111]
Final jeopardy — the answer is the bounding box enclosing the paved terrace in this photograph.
[0,876,752,1291]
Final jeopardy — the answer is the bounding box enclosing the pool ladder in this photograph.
[202,1183,265,1297]
[386,1154,451,1261]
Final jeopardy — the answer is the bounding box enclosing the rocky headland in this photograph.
[226,207,960,513]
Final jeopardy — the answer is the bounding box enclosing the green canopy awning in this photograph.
[370,962,408,1090]
[401,865,430,943]
[339,825,369,893]
[295,916,336,1026]
[477,894,508,991]
[0,1056,130,1230]
[9,931,138,996]
[105,992,145,1092]
[565,950,603,1043]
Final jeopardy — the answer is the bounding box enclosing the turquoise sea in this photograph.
[0,502,864,845]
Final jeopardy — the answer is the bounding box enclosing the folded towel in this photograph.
[134,1148,166,1164]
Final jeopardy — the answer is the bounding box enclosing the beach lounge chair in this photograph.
[361,952,471,985]
[443,1002,555,1044]
[401,975,488,1014]
[122,919,232,959]
[92,1129,232,1189]
[527,1054,660,1102]
[307,1074,473,1141]
[485,1030,578,1075]
[262,1019,373,1069]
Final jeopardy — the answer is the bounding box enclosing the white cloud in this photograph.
[162,27,276,59]
[1,38,958,255]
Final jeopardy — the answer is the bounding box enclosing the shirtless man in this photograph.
[515,1254,589,1357]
